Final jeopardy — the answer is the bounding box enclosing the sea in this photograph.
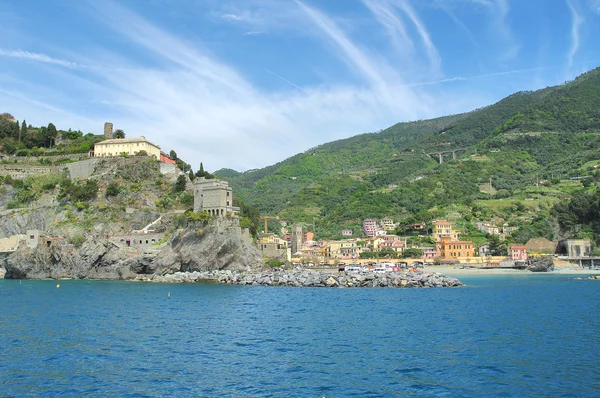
[1,274,599,397]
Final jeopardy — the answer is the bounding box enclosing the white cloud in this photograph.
[0,0,540,173]
[567,0,584,69]
[0,48,81,68]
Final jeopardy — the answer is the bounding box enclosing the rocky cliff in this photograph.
[2,221,266,280]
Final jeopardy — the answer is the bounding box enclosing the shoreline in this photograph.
[424,265,600,276]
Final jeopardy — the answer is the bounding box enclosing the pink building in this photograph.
[420,247,437,259]
[509,245,528,261]
[363,219,378,237]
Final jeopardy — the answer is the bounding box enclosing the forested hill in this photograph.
[215,66,600,241]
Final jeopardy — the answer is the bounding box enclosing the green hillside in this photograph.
[216,67,600,242]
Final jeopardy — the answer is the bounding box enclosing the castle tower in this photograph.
[291,224,303,254]
[104,122,113,139]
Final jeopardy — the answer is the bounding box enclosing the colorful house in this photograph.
[439,236,474,259]
[509,245,528,261]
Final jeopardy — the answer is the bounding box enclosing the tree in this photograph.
[174,174,187,193]
[169,150,177,160]
[188,170,195,181]
[20,120,27,142]
[113,129,125,139]
[403,248,424,258]
[47,123,58,147]
[488,235,507,256]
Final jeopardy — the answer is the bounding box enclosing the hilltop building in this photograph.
[92,122,175,163]
[92,136,161,159]
[193,177,240,217]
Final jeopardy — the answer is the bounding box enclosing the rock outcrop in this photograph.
[151,222,264,274]
[527,255,555,272]
[4,220,266,280]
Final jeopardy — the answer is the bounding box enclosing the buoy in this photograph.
[56,284,60,288]
[168,292,170,297]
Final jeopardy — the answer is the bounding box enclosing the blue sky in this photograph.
[1,0,599,171]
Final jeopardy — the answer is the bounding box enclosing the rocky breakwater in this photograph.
[216,270,463,288]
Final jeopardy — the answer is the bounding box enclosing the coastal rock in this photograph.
[0,265,5,279]
[528,256,554,272]
[151,223,265,274]
[4,221,265,280]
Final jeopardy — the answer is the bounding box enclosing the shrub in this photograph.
[180,193,194,205]
[106,181,120,197]
[70,234,86,248]
[268,259,283,268]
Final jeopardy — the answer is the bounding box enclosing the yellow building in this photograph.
[92,136,161,159]
[258,233,287,247]
[433,220,452,236]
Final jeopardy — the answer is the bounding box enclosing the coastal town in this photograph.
[0,120,597,276]
[257,217,597,270]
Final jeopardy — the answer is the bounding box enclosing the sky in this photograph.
[1,0,599,172]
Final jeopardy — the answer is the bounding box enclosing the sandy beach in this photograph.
[426,265,600,277]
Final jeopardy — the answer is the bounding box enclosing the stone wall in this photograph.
[64,158,103,180]
[0,165,58,179]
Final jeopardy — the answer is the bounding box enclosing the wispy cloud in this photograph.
[293,1,397,95]
[0,48,81,68]
[402,67,545,87]
[393,0,441,72]
[221,13,243,21]
[362,0,414,53]
[362,0,441,74]
[567,0,584,69]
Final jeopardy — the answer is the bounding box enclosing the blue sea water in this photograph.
[1,274,599,397]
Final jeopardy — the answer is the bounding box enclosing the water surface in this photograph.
[1,275,599,397]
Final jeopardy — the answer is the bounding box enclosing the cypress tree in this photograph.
[20,120,27,142]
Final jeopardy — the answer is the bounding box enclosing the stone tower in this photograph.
[291,224,303,254]
[104,122,113,139]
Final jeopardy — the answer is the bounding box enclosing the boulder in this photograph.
[528,256,554,272]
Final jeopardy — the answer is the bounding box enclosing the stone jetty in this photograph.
[134,269,463,288]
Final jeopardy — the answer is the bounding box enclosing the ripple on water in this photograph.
[1,277,600,396]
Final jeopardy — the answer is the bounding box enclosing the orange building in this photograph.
[160,152,177,165]
[439,236,474,259]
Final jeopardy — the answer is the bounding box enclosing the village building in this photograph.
[475,222,501,236]
[419,246,437,259]
[509,245,528,261]
[432,220,452,236]
[342,229,353,236]
[193,177,240,217]
[92,136,161,159]
[379,217,396,232]
[257,233,291,262]
[326,240,360,260]
[439,236,474,260]
[565,239,592,258]
[362,219,379,237]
